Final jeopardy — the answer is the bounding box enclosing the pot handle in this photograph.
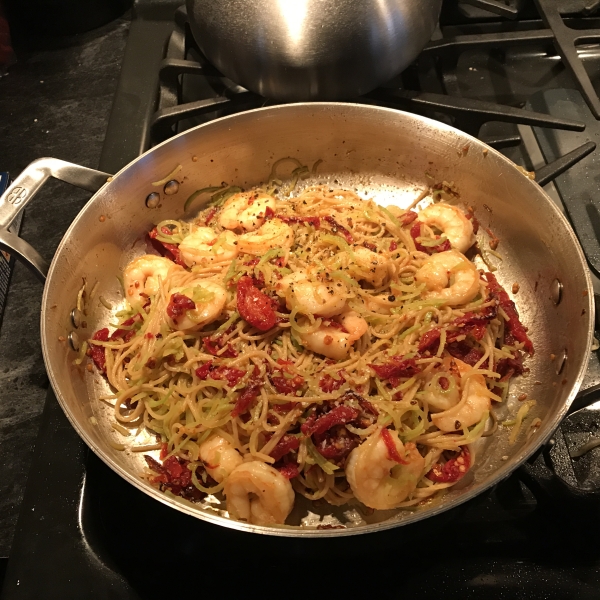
[0,158,111,281]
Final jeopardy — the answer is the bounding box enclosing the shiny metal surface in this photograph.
[0,157,110,280]
[8,103,594,536]
[186,0,442,101]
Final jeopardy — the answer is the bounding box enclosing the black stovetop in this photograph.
[5,1,600,597]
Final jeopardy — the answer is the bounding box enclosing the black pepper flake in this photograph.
[388,295,396,302]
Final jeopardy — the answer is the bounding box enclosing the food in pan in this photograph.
[88,177,533,526]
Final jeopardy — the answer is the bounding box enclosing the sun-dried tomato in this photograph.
[90,328,109,372]
[203,336,238,358]
[301,405,359,437]
[400,211,418,226]
[147,227,186,266]
[278,462,300,479]
[410,222,451,254]
[445,340,486,367]
[426,446,471,483]
[203,207,217,225]
[144,455,208,501]
[418,328,441,353]
[236,275,277,331]
[269,434,300,462]
[195,361,245,387]
[381,427,408,464]
[110,314,143,343]
[496,351,527,381]
[313,426,358,462]
[323,215,353,243]
[483,272,533,354]
[271,374,305,394]
[231,378,262,418]
[275,214,321,229]
[166,293,195,323]
[319,371,346,393]
[369,356,421,380]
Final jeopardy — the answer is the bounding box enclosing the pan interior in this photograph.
[41,104,593,536]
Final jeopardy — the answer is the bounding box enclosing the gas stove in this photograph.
[4,1,600,597]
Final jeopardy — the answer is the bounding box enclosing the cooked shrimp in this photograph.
[415,249,480,306]
[224,461,294,526]
[179,227,238,267]
[199,435,243,483]
[417,203,475,253]
[219,191,276,232]
[346,428,425,510]
[277,270,348,317]
[299,309,368,360]
[236,218,294,256]
[349,247,391,287]
[123,255,182,306]
[166,280,227,330]
[432,358,492,432]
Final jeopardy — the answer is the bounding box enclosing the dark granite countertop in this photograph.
[0,15,129,559]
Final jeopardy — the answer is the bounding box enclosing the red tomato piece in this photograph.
[369,356,421,380]
[166,293,196,323]
[90,328,109,372]
[269,434,300,462]
[323,215,353,243]
[301,405,359,437]
[319,371,346,393]
[483,272,534,354]
[418,329,441,353]
[426,446,471,483]
[381,427,408,464]
[236,275,277,331]
[278,463,300,479]
[400,211,418,226]
[231,382,262,418]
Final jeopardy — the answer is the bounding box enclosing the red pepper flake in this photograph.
[483,272,533,354]
[166,293,195,323]
[236,275,277,331]
[389,240,398,252]
[381,428,408,464]
[426,446,471,483]
[362,241,377,252]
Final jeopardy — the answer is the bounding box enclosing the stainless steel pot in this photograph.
[186,0,443,101]
[0,103,594,537]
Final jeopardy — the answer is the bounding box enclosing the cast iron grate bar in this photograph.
[535,140,596,186]
[535,0,600,119]
[460,0,520,19]
[363,89,585,137]
[150,93,264,141]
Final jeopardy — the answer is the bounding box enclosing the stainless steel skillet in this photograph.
[0,103,594,536]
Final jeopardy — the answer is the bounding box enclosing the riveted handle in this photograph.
[0,158,111,281]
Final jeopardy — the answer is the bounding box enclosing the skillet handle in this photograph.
[0,158,111,282]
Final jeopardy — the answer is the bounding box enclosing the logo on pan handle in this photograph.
[5,186,28,205]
